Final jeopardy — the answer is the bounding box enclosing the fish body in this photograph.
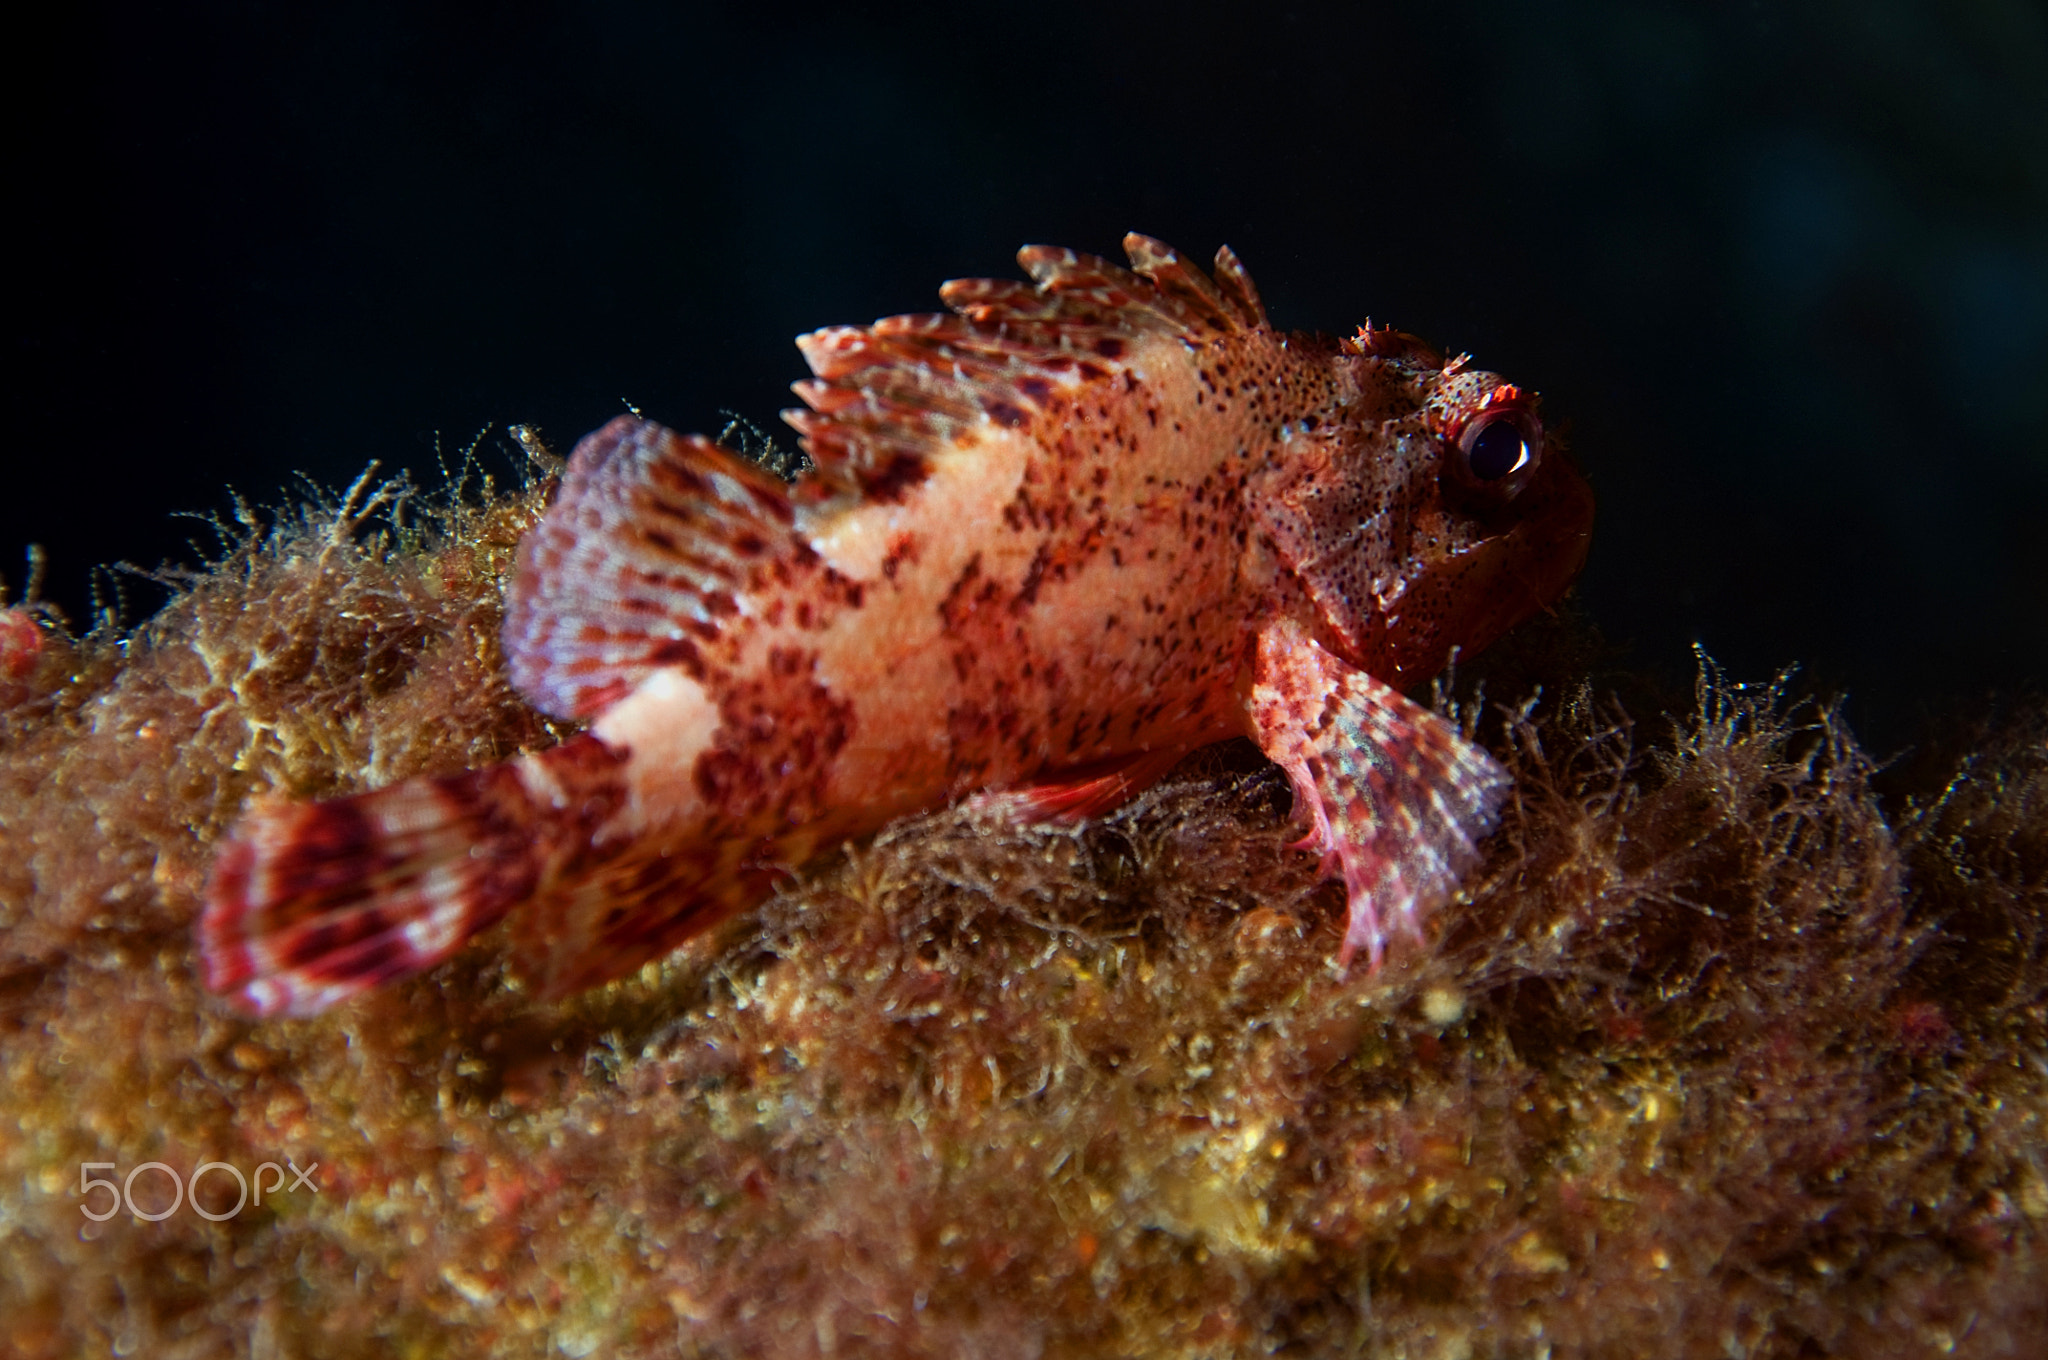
[201,235,1593,1015]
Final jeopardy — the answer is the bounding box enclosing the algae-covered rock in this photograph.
[0,464,2042,1358]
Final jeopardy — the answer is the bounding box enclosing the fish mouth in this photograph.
[1378,450,1596,692]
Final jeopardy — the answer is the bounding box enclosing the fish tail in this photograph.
[199,736,628,1016]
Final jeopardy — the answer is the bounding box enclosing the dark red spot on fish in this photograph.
[860,452,930,503]
[692,659,854,824]
[1012,544,1053,612]
[938,553,985,634]
[881,533,920,581]
[654,464,709,498]
[647,637,704,676]
[1094,336,1125,359]
[986,401,1029,429]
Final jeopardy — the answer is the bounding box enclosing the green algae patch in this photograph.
[1,466,2043,1358]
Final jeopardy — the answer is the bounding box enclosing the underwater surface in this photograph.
[3,2,2046,1356]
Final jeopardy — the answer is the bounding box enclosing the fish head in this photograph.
[1255,327,1596,692]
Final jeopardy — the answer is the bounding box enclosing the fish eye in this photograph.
[1445,402,1543,508]
[1466,417,1530,481]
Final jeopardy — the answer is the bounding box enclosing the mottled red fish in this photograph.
[200,234,1593,1016]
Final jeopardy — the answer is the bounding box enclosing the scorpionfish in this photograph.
[201,234,1594,1015]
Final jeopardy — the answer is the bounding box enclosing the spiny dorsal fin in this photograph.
[1121,233,1236,331]
[1212,243,1269,330]
[783,235,1268,509]
[503,415,794,720]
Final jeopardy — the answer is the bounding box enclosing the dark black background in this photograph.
[8,2,2045,753]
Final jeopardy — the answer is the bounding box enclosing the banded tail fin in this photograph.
[200,737,627,1016]
[503,415,795,721]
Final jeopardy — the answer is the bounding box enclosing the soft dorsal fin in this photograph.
[783,235,1268,510]
[503,415,794,720]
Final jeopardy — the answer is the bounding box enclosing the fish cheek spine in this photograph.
[197,233,1592,1016]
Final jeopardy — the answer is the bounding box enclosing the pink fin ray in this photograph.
[971,747,1188,825]
[1247,621,1508,970]
[786,235,1268,510]
[503,415,794,720]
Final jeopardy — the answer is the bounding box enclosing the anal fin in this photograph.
[971,747,1188,825]
[1246,619,1508,970]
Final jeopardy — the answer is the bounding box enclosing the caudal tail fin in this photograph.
[199,762,553,1016]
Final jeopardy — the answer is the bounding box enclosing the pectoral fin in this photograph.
[1245,619,1508,969]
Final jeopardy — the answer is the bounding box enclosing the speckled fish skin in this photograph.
[199,234,1594,1016]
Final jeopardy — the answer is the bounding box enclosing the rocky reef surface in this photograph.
[1,460,2043,1358]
